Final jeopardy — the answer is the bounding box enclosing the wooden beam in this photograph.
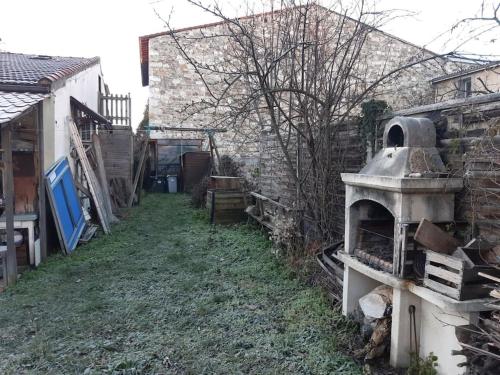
[128,140,148,207]
[2,125,17,285]
[37,102,47,261]
[140,126,227,133]
[137,144,148,205]
[74,179,91,198]
[92,134,117,223]
[478,272,500,283]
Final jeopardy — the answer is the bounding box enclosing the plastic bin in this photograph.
[167,175,178,193]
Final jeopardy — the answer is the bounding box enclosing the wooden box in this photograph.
[208,176,243,191]
[424,250,495,300]
[207,190,246,225]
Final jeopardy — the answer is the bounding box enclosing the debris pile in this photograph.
[354,285,393,361]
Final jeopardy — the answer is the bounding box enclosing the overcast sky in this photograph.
[1,0,498,129]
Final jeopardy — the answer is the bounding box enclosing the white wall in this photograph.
[419,300,470,374]
[44,64,102,167]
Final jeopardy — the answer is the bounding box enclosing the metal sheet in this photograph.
[45,157,85,254]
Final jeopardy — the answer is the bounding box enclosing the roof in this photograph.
[138,5,439,86]
[0,91,47,125]
[431,60,500,84]
[0,52,100,92]
[379,91,500,120]
[70,96,111,129]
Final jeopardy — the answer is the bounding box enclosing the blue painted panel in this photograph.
[45,157,86,254]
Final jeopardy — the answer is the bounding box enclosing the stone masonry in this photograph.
[146,6,458,205]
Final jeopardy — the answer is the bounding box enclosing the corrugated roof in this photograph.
[0,91,46,125]
[0,52,100,88]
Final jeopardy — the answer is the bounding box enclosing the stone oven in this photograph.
[342,116,462,277]
[338,117,493,374]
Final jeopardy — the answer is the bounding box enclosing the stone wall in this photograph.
[147,7,457,209]
[149,23,262,181]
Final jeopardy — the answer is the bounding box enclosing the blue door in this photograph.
[45,157,86,254]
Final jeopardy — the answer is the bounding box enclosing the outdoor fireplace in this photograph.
[337,117,489,374]
[342,116,463,278]
[352,200,395,273]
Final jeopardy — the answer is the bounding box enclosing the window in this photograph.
[79,122,93,142]
[457,77,472,98]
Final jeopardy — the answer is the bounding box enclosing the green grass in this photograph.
[0,194,360,374]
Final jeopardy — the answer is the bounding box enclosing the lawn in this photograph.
[0,194,360,374]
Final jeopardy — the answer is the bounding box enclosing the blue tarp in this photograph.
[45,157,85,254]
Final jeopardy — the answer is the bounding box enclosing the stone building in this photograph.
[138,5,457,204]
[432,61,500,101]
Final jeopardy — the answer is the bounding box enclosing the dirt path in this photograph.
[0,194,360,374]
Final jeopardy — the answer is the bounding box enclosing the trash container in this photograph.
[167,175,178,193]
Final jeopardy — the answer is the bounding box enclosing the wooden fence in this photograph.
[99,93,131,127]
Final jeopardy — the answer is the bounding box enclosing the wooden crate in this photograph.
[208,176,243,191]
[207,190,246,225]
[424,250,492,300]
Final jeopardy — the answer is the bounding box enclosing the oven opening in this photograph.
[353,200,394,273]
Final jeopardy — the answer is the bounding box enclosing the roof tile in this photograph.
[0,91,47,124]
[0,52,100,87]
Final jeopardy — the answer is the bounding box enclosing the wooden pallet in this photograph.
[424,250,492,300]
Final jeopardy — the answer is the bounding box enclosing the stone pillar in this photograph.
[342,266,381,315]
[390,288,422,368]
[419,300,471,375]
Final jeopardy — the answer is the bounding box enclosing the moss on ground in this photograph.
[0,194,360,374]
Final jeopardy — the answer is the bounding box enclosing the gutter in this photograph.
[0,83,50,93]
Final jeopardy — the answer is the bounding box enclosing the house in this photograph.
[432,60,500,101]
[138,5,459,207]
[0,52,110,168]
[0,52,130,287]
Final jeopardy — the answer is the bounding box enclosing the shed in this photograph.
[0,91,46,287]
[180,151,211,192]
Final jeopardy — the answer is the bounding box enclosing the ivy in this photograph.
[360,99,390,154]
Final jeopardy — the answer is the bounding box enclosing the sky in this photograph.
[1,0,498,129]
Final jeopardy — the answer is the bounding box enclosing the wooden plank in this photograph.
[74,179,91,198]
[250,191,290,211]
[69,121,111,234]
[136,143,148,205]
[92,134,117,222]
[2,125,17,285]
[479,272,500,283]
[426,250,465,270]
[424,278,460,299]
[415,218,459,254]
[128,139,148,207]
[425,264,462,284]
[458,342,500,361]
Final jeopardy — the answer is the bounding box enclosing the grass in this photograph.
[0,194,360,374]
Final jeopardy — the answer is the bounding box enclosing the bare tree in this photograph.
[156,0,456,243]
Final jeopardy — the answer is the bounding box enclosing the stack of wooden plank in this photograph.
[69,121,114,234]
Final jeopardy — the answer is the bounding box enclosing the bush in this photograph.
[191,176,210,208]
[218,155,242,177]
[407,352,438,375]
